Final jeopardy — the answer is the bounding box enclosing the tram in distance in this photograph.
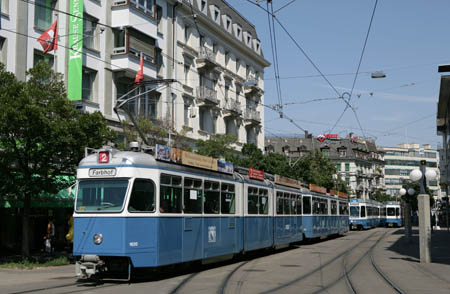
[73,145,349,279]
[349,199,403,230]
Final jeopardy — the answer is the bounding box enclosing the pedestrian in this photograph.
[44,219,55,254]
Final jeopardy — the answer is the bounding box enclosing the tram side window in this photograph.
[339,201,348,215]
[303,196,311,214]
[204,181,220,214]
[248,187,259,214]
[361,206,366,217]
[221,183,235,214]
[184,178,202,214]
[276,191,284,215]
[288,193,296,215]
[283,193,291,215]
[160,174,182,213]
[320,199,328,215]
[312,197,320,215]
[395,207,400,216]
[128,179,155,212]
[296,195,302,215]
[259,188,269,215]
[331,200,337,215]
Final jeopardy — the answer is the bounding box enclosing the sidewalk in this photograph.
[375,227,450,294]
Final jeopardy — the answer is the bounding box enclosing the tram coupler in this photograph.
[76,255,105,278]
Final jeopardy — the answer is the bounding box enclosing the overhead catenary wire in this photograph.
[329,0,379,137]
[266,0,283,108]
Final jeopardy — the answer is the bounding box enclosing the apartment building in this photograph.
[380,144,441,198]
[0,0,269,149]
[265,132,385,199]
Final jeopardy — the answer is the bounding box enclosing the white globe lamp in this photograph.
[399,188,407,196]
[409,169,423,182]
[425,169,437,181]
[408,188,415,196]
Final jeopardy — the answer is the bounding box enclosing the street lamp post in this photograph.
[399,187,415,241]
[409,160,437,263]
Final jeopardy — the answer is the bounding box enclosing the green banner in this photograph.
[67,0,83,101]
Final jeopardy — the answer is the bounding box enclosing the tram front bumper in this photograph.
[76,255,104,278]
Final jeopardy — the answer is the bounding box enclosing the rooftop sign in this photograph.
[249,168,264,181]
[275,175,302,189]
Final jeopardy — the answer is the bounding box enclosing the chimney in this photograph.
[349,132,354,139]
[304,130,309,138]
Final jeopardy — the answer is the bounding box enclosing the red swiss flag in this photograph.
[134,54,144,84]
[37,20,58,54]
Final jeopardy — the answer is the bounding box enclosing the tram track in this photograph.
[317,228,405,294]
[259,231,379,294]
[8,279,121,294]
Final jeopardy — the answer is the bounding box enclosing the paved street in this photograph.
[1,227,449,294]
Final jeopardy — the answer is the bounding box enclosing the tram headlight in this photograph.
[93,234,103,245]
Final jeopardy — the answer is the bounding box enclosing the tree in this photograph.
[371,189,392,202]
[0,62,116,256]
[295,151,337,189]
[196,134,238,160]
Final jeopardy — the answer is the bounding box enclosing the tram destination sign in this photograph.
[249,168,264,181]
[89,168,116,177]
[275,175,302,189]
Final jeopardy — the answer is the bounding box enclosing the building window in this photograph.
[2,0,9,15]
[339,148,347,157]
[336,163,341,171]
[321,148,329,157]
[82,68,97,101]
[253,39,261,54]
[233,23,242,40]
[34,0,55,30]
[113,28,157,63]
[235,58,240,74]
[243,31,252,47]
[83,15,98,50]
[345,163,350,171]
[156,5,163,33]
[210,5,220,24]
[225,51,230,67]
[223,15,232,33]
[0,38,7,65]
[33,49,54,67]
[199,0,207,13]
[235,85,241,101]
[130,0,154,16]
[184,64,190,86]
[345,177,350,185]
[184,25,191,44]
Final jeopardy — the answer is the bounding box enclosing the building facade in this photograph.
[381,144,441,199]
[0,0,269,149]
[265,133,385,199]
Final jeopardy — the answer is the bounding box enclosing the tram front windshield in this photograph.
[350,206,360,217]
[76,179,129,212]
[387,207,396,216]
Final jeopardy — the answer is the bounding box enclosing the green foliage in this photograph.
[0,61,116,255]
[0,256,69,269]
[371,189,393,202]
[295,151,340,190]
[196,134,238,160]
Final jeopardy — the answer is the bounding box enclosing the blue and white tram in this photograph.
[379,203,387,227]
[73,147,349,278]
[384,201,402,227]
[349,199,380,230]
[302,190,349,239]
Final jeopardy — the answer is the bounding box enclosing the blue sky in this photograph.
[226,0,448,148]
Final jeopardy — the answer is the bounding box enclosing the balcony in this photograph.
[244,109,261,125]
[223,100,242,117]
[196,86,218,106]
[244,78,261,95]
[111,1,157,38]
[196,47,216,71]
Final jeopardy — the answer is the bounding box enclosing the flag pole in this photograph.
[53,13,58,74]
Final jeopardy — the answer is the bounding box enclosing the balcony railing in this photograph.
[196,47,216,70]
[196,86,218,104]
[244,109,261,122]
[224,100,242,115]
